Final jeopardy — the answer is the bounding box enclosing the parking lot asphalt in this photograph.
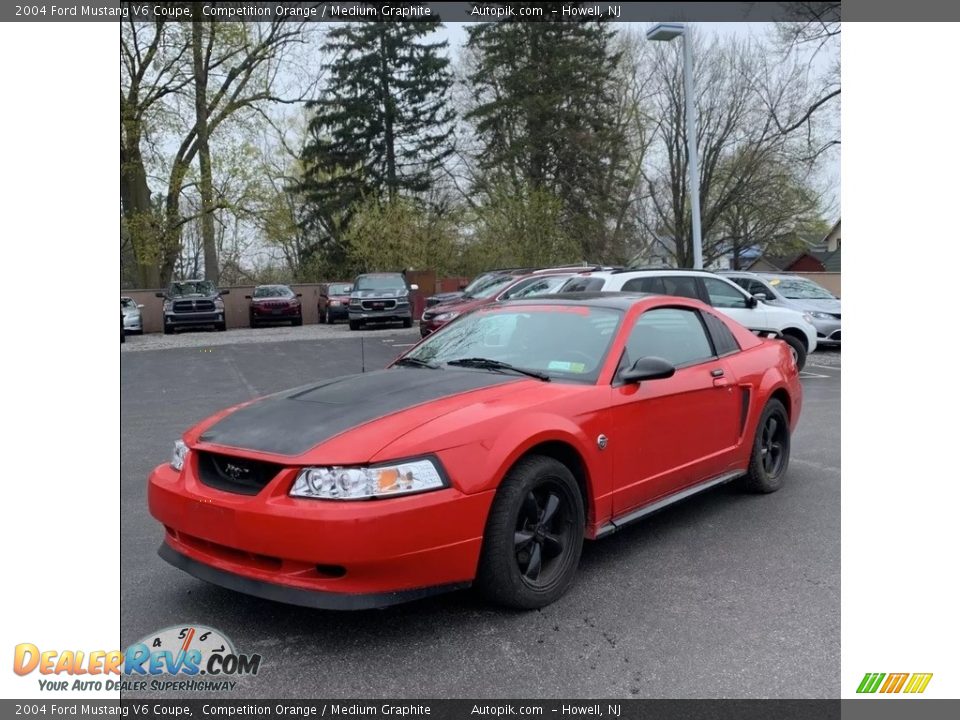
[121,328,840,699]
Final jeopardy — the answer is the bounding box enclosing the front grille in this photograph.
[196,452,283,495]
[260,301,289,309]
[172,299,216,313]
[362,299,397,311]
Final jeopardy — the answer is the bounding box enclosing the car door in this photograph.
[608,307,742,516]
[700,276,768,332]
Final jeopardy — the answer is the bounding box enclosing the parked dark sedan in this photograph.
[318,282,353,324]
[246,285,303,328]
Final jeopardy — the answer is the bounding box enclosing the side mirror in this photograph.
[296,293,303,298]
[220,289,230,295]
[753,292,768,302]
[620,356,676,384]
[137,304,144,309]
[746,295,758,308]
[410,284,419,291]
[155,292,165,298]
[458,283,468,291]
[244,295,252,299]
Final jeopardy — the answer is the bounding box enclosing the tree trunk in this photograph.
[192,9,218,284]
[379,31,397,200]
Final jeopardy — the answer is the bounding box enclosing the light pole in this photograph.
[646,22,703,269]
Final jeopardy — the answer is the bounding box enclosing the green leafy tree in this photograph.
[299,21,455,254]
[464,10,628,261]
[462,183,581,274]
[345,197,459,276]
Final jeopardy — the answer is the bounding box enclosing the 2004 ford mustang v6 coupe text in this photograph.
[149,293,802,610]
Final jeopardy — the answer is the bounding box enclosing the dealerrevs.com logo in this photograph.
[857,672,933,694]
[13,625,261,692]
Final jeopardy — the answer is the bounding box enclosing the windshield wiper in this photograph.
[394,357,439,369]
[446,357,550,381]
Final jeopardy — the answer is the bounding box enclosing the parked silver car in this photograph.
[121,296,144,334]
[721,271,840,345]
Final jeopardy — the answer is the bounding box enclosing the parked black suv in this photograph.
[348,273,418,331]
[156,279,229,334]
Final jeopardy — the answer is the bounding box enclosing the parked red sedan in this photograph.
[419,271,576,337]
[149,293,801,610]
[246,285,303,328]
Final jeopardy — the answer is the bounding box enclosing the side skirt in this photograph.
[594,470,745,539]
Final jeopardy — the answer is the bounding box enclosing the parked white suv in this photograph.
[560,269,818,369]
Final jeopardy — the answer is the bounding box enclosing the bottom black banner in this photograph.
[2,699,959,720]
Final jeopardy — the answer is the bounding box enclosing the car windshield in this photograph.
[253,286,290,298]
[169,281,216,297]
[355,275,405,291]
[401,305,623,383]
[771,278,835,300]
[121,298,136,308]
[502,275,573,300]
[328,283,353,295]
[466,275,517,299]
[462,272,503,295]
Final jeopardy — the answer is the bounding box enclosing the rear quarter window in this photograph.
[701,311,741,356]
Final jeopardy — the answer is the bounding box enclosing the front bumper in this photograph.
[148,460,492,606]
[323,303,349,319]
[813,317,842,344]
[166,312,223,327]
[348,305,412,323]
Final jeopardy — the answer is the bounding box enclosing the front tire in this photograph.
[781,334,807,371]
[215,320,226,332]
[163,323,174,335]
[402,316,413,329]
[477,455,585,609]
[349,319,361,331]
[740,399,791,493]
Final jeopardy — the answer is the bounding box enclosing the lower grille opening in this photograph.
[197,451,283,495]
[316,564,347,579]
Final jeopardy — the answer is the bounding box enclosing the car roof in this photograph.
[573,268,722,279]
[254,284,290,288]
[356,272,403,277]
[500,291,661,311]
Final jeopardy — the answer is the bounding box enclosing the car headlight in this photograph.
[349,298,361,307]
[329,300,340,306]
[435,311,460,322]
[170,440,188,471]
[802,313,815,324]
[214,297,225,310]
[809,311,834,320]
[289,458,446,500]
[163,300,173,312]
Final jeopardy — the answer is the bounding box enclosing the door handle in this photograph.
[710,368,725,377]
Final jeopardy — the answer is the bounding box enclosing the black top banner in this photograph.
[5,1,848,23]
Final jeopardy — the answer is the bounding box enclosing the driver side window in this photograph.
[622,308,715,369]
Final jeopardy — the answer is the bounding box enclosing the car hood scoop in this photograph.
[198,368,520,457]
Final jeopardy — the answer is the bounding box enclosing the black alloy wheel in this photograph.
[741,398,791,493]
[477,455,584,608]
[513,481,578,590]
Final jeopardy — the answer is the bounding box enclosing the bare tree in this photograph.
[635,30,835,267]
[121,15,317,287]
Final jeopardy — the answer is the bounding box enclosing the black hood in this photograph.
[199,368,520,456]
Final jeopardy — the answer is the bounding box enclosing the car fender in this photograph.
[438,411,606,515]
[764,305,818,352]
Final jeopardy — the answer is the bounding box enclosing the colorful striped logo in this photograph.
[857,672,933,694]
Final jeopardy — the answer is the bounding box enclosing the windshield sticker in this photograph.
[769,279,781,285]
[548,361,587,373]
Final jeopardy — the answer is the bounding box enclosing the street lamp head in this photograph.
[646,22,686,42]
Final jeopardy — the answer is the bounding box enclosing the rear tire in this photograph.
[740,399,791,493]
[477,455,585,609]
[781,334,807,371]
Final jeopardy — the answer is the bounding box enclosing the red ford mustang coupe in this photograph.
[149,293,802,610]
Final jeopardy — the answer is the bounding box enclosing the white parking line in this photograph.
[800,370,831,379]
